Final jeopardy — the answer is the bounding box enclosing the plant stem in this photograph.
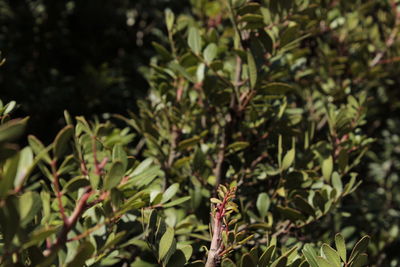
[43,188,93,257]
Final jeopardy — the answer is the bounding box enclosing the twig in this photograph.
[43,188,94,257]
[272,220,293,239]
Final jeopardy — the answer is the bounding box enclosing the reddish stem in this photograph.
[43,188,94,257]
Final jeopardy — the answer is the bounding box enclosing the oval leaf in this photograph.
[282,148,295,170]
[53,125,73,159]
[335,233,347,262]
[322,155,333,181]
[256,192,270,218]
[188,27,201,55]
[159,227,175,260]
[204,43,217,63]
[162,183,180,203]
[349,236,370,263]
[104,161,125,190]
[322,244,341,267]
[247,50,257,89]
[0,117,28,143]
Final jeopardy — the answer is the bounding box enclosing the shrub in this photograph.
[6,0,400,265]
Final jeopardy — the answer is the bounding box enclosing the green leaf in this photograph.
[290,259,302,267]
[102,231,127,251]
[159,227,175,261]
[165,9,175,31]
[280,25,299,48]
[53,125,73,159]
[75,116,93,135]
[322,155,333,181]
[130,165,161,187]
[227,141,250,153]
[322,244,341,267]
[343,173,358,195]
[18,191,42,227]
[14,146,33,187]
[3,100,16,115]
[237,2,261,16]
[303,244,319,267]
[167,250,186,267]
[313,191,326,212]
[28,135,51,164]
[169,62,196,83]
[259,245,275,267]
[22,226,58,249]
[192,148,205,172]
[163,196,191,208]
[204,43,218,63]
[293,195,315,217]
[261,82,293,94]
[63,176,90,193]
[247,50,257,89]
[349,236,370,263]
[331,172,343,196]
[0,117,28,143]
[338,149,348,173]
[131,158,153,176]
[221,258,236,267]
[178,136,201,151]
[188,27,201,55]
[0,153,20,197]
[179,245,193,262]
[0,198,20,244]
[256,192,270,218]
[152,41,173,61]
[335,233,347,262]
[64,110,73,125]
[282,148,295,170]
[162,183,180,203]
[277,206,305,221]
[316,256,334,267]
[239,14,264,23]
[270,256,287,267]
[104,161,125,190]
[258,29,274,54]
[350,253,368,267]
[66,241,95,267]
[241,253,256,267]
[112,144,128,172]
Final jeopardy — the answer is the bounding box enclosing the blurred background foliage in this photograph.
[1,0,400,266]
[0,0,190,141]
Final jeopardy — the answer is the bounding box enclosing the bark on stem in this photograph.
[205,217,223,267]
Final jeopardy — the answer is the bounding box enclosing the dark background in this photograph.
[0,0,189,142]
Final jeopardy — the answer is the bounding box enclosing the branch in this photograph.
[43,188,94,257]
[205,215,223,267]
[205,187,235,267]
